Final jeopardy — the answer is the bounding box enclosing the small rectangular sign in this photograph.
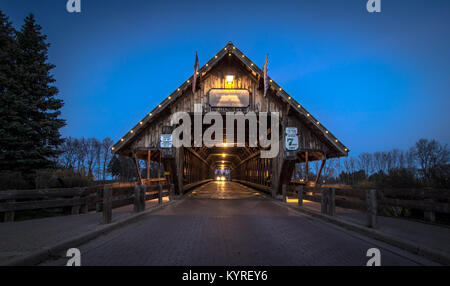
[285,135,299,151]
[160,134,173,148]
[286,127,298,136]
[208,89,250,108]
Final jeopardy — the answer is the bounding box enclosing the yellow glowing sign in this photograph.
[209,89,249,107]
[226,75,234,85]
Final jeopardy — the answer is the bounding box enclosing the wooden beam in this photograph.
[231,150,261,170]
[158,151,162,178]
[102,185,112,224]
[274,158,296,197]
[305,151,309,182]
[174,147,185,195]
[185,147,213,169]
[132,152,143,185]
[147,150,151,179]
[314,154,327,185]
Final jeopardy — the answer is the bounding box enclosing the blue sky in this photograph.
[1,0,449,154]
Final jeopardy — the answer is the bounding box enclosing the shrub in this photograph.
[35,169,91,188]
[0,171,32,190]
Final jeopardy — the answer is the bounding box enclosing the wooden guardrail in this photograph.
[232,179,272,194]
[0,178,171,223]
[86,178,167,212]
[101,181,173,224]
[283,184,450,228]
[0,188,88,222]
[184,179,214,193]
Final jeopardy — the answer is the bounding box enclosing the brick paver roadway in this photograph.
[41,181,437,266]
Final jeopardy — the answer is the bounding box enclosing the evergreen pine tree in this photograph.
[107,155,122,180]
[6,13,65,175]
[0,9,21,172]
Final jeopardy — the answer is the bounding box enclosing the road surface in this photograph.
[41,181,437,266]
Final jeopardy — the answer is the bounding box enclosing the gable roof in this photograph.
[111,42,349,156]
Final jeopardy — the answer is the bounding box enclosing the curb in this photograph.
[274,200,450,266]
[1,199,183,266]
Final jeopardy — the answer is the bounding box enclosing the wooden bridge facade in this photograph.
[110,42,350,198]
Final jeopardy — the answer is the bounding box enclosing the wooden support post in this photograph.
[315,154,327,185]
[169,184,175,201]
[96,189,103,213]
[366,189,378,228]
[4,199,15,222]
[71,196,81,215]
[273,158,296,198]
[80,188,88,214]
[174,147,184,196]
[305,152,309,182]
[282,184,287,202]
[140,185,147,211]
[158,184,163,204]
[328,188,336,216]
[147,150,151,179]
[134,185,145,213]
[132,153,143,185]
[297,185,304,207]
[102,185,112,224]
[80,201,88,214]
[133,184,146,212]
[158,152,162,179]
[424,198,436,222]
[321,189,328,215]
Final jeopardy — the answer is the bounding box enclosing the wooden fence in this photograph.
[0,178,172,223]
[233,179,450,227]
[283,183,450,228]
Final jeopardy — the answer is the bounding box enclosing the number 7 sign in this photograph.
[285,135,299,151]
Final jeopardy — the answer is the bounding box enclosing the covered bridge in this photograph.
[111,42,349,197]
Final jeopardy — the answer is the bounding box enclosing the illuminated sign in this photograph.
[208,89,250,108]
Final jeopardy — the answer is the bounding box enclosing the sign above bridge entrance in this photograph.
[160,134,173,148]
[285,127,299,151]
[208,89,250,108]
[286,127,298,136]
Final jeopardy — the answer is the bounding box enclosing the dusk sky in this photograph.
[1,0,449,155]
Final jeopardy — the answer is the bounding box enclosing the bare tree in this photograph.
[58,137,77,169]
[343,157,357,174]
[373,151,391,174]
[405,149,416,169]
[101,137,114,180]
[74,138,87,175]
[386,149,404,171]
[358,153,373,176]
[85,138,101,179]
[412,139,450,184]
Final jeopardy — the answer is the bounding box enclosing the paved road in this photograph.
[41,181,437,266]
